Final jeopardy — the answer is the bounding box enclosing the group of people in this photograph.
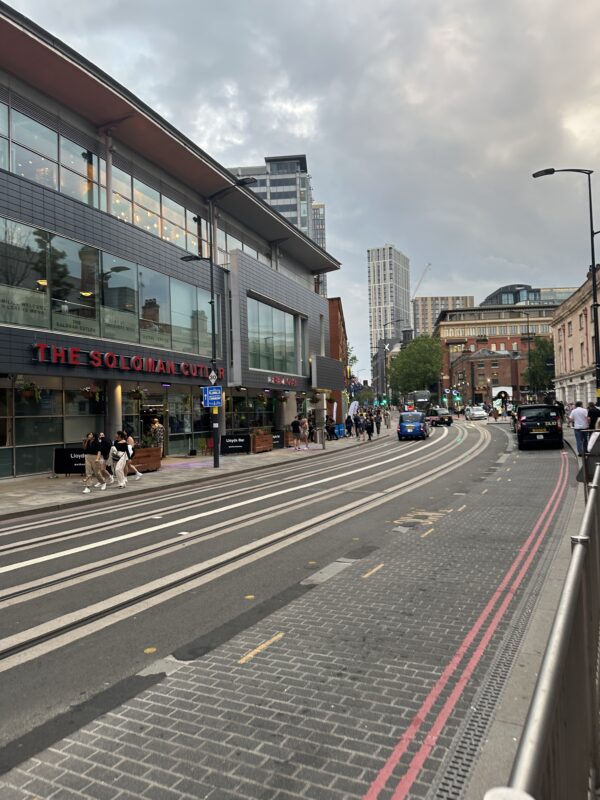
[81,429,143,493]
[568,401,600,456]
[345,409,388,442]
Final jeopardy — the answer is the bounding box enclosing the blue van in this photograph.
[397,411,430,440]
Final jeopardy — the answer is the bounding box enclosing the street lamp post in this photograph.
[181,176,256,468]
[532,167,600,399]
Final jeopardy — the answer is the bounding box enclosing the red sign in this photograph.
[32,343,224,381]
[266,374,298,387]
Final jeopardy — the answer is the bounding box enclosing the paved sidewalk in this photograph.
[0,425,397,521]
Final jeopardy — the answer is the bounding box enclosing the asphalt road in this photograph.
[0,420,577,798]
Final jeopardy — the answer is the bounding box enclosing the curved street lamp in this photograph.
[532,167,600,398]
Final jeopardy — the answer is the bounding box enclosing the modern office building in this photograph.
[413,295,475,337]
[0,5,343,477]
[480,283,576,306]
[311,201,327,296]
[367,244,411,363]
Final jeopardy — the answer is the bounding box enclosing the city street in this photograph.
[0,420,578,799]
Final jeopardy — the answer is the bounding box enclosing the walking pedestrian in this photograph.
[82,432,104,493]
[383,409,391,429]
[291,415,302,450]
[124,427,143,480]
[364,413,374,441]
[375,410,382,436]
[150,418,165,456]
[299,416,309,450]
[569,401,589,456]
[587,402,600,431]
[110,431,130,487]
[96,432,114,486]
[345,413,353,438]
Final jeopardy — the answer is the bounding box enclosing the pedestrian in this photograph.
[299,416,309,450]
[587,402,600,431]
[124,427,143,480]
[110,431,130,487]
[375,410,382,436]
[569,401,590,456]
[345,413,353,438]
[97,432,114,486]
[150,417,165,456]
[353,412,362,439]
[364,414,374,441]
[383,409,391,429]
[290,415,301,450]
[82,432,105,493]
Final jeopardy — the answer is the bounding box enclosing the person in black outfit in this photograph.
[290,416,301,450]
[97,432,114,486]
[587,402,600,430]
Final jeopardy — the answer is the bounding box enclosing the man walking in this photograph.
[569,401,590,456]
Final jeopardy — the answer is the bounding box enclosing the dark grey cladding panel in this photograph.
[311,355,344,391]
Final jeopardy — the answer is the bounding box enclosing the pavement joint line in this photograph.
[361,563,385,579]
[238,631,285,664]
[420,528,435,538]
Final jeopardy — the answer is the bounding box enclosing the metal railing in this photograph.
[485,466,600,800]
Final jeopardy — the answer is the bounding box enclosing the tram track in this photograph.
[0,423,489,672]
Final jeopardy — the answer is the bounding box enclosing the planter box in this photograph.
[284,431,296,447]
[128,446,162,473]
[251,433,273,454]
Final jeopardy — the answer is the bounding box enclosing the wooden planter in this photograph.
[284,431,296,447]
[128,446,162,473]
[251,433,273,454]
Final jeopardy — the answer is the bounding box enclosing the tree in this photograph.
[356,386,374,405]
[524,337,555,394]
[388,336,443,396]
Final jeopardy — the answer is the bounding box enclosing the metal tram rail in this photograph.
[486,465,600,799]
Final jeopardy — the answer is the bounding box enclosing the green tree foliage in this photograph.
[524,337,555,392]
[388,336,443,395]
[356,386,374,404]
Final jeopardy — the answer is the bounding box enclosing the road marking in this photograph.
[238,632,284,664]
[244,595,255,600]
[481,489,488,495]
[457,504,466,512]
[506,467,511,472]
[420,528,434,538]
[177,531,190,536]
[362,563,384,578]
[143,647,157,654]
[497,477,502,481]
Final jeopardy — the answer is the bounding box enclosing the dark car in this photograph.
[397,411,430,440]
[515,404,563,449]
[427,407,453,427]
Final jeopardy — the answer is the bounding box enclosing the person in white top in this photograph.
[569,401,589,456]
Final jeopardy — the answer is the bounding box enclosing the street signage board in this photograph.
[202,386,222,407]
[208,370,218,385]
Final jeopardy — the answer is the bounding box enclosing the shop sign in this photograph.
[271,430,285,449]
[53,447,85,475]
[220,434,250,455]
[31,342,224,381]
[266,375,298,387]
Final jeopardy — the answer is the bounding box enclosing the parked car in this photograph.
[427,407,453,427]
[397,411,430,440]
[465,406,488,421]
[515,404,563,449]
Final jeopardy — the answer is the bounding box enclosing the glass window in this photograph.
[133,179,160,214]
[15,386,62,417]
[100,253,138,343]
[273,308,286,372]
[11,110,57,160]
[0,103,7,137]
[49,236,99,336]
[227,233,242,253]
[0,218,49,328]
[0,138,7,172]
[162,196,185,227]
[171,278,197,353]
[112,166,131,198]
[186,231,199,255]
[197,287,220,358]
[247,296,297,373]
[138,265,171,348]
[112,193,132,223]
[15,445,57,476]
[133,205,161,237]
[60,168,101,208]
[11,143,58,190]
[161,220,185,247]
[59,137,101,181]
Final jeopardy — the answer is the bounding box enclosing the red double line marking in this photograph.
[364,452,569,800]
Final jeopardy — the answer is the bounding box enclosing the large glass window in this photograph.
[60,168,102,208]
[247,297,298,373]
[11,110,58,160]
[162,196,185,227]
[112,193,132,223]
[11,143,58,190]
[133,205,160,237]
[0,103,7,137]
[138,265,171,348]
[112,166,132,198]
[197,287,220,358]
[171,277,197,353]
[133,179,161,237]
[100,253,138,342]
[49,236,99,336]
[0,138,7,172]
[60,137,102,181]
[0,219,49,328]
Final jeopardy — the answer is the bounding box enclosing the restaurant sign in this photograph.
[31,342,224,380]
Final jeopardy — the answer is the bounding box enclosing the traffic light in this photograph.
[381,397,388,406]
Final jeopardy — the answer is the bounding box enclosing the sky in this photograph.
[6,0,600,373]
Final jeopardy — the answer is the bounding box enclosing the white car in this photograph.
[466,406,488,421]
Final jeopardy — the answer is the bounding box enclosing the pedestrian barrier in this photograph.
[485,465,600,800]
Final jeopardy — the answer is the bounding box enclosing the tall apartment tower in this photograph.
[368,244,411,359]
[230,155,328,294]
[413,295,475,336]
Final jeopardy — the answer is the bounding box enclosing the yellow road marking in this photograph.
[362,563,385,578]
[307,561,317,566]
[457,504,466,512]
[244,594,255,600]
[238,632,285,664]
[421,528,435,538]
[143,647,157,654]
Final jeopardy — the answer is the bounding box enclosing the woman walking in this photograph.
[82,432,104,494]
[110,431,130,488]
[124,427,143,480]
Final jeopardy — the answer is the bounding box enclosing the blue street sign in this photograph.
[202,386,222,407]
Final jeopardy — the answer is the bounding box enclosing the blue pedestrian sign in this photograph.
[202,386,222,407]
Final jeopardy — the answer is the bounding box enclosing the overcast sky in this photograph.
[7,0,600,372]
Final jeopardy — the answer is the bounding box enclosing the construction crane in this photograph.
[411,262,431,302]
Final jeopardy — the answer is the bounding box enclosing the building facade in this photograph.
[327,297,349,422]
[0,6,343,477]
[480,283,576,306]
[367,244,410,367]
[552,269,598,405]
[412,295,474,337]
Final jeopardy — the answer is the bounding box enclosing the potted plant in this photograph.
[128,385,148,401]
[16,380,42,402]
[80,383,101,401]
